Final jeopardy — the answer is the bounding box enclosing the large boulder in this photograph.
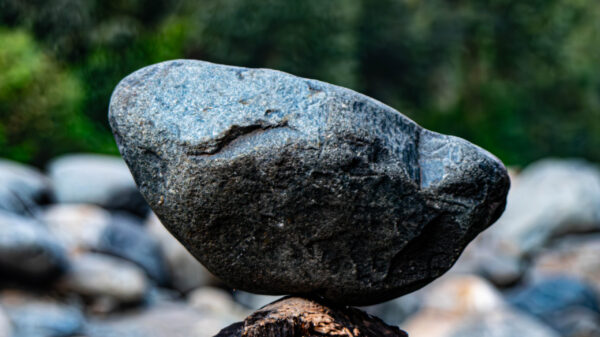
[109,59,510,305]
[47,154,149,216]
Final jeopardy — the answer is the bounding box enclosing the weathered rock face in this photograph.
[109,59,510,305]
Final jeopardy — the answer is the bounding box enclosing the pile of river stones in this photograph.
[0,60,599,337]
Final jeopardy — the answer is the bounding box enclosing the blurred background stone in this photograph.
[507,277,600,337]
[96,218,170,286]
[0,211,68,282]
[486,159,600,258]
[0,292,85,337]
[402,275,558,337]
[0,306,11,337]
[57,253,148,307]
[146,213,217,293]
[47,154,149,216]
[532,235,600,292]
[0,159,52,216]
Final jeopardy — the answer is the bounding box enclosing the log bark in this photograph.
[214,296,408,337]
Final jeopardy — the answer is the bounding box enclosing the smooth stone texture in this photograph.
[0,158,51,216]
[109,59,510,305]
[58,253,148,304]
[147,212,217,292]
[47,154,149,216]
[0,211,67,281]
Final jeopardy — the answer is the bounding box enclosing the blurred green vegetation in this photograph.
[0,0,598,166]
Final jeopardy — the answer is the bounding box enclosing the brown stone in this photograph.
[214,297,407,337]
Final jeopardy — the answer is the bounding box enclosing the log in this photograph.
[214,296,408,337]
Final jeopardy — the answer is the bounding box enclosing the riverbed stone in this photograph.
[109,59,510,305]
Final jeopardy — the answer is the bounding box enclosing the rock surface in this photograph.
[109,59,510,305]
[215,296,408,337]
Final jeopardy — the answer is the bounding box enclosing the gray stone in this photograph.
[507,276,600,337]
[402,275,558,337]
[147,212,217,292]
[109,59,510,305]
[484,159,600,258]
[232,291,283,310]
[47,154,149,216]
[0,211,67,281]
[86,302,238,337]
[532,234,600,292]
[97,219,171,286]
[42,204,170,285]
[1,297,85,337]
[58,253,148,305]
[448,310,559,337]
[0,158,51,216]
[41,204,112,253]
[0,307,11,337]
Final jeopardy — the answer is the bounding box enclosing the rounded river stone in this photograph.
[109,59,510,305]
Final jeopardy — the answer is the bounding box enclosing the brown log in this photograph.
[214,296,408,337]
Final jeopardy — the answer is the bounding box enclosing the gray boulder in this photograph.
[109,59,510,305]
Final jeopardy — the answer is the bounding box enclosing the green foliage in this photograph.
[0,0,599,166]
[0,29,115,164]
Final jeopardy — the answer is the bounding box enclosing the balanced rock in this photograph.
[109,60,510,305]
